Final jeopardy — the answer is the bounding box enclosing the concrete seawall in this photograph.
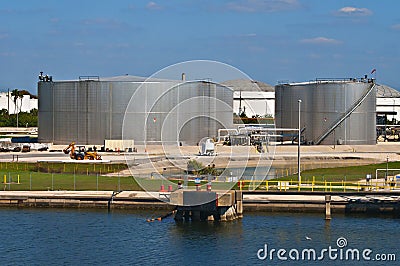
[0,191,173,210]
[243,191,400,215]
[1,191,400,215]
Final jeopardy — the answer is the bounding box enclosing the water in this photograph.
[0,208,398,265]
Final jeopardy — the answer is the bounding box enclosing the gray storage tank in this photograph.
[38,76,233,145]
[275,79,376,145]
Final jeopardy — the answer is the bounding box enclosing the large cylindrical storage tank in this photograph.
[275,82,314,141]
[142,81,233,145]
[275,80,376,145]
[38,80,147,145]
[38,76,233,145]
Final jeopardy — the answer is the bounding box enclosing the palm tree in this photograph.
[18,91,24,113]
[11,89,23,127]
[11,89,18,127]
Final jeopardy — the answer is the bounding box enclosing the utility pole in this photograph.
[298,99,302,185]
[386,155,389,185]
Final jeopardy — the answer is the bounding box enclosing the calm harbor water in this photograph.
[0,208,398,265]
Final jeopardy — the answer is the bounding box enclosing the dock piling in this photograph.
[325,194,332,220]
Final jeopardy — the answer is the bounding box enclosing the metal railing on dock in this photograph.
[237,179,400,192]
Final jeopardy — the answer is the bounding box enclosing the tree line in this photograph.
[0,108,38,127]
[0,89,38,127]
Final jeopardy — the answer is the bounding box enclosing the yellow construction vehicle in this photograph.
[63,142,102,160]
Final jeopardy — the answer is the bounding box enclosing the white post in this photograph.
[298,99,302,185]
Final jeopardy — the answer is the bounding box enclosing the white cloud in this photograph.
[337,6,372,16]
[146,2,163,11]
[106,43,131,49]
[248,45,266,53]
[0,52,15,57]
[226,0,300,13]
[228,33,257,38]
[80,18,127,30]
[300,37,342,45]
[50,18,60,23]
[73,42,85,47]
[308,53,321,59]
[391,24,400,30]
[82,18,115,25]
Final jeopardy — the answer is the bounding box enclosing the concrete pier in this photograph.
[170,190,243,222]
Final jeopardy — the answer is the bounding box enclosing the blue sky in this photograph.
[1,0,399,93]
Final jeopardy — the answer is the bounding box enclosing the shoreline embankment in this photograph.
[1,190,400,215]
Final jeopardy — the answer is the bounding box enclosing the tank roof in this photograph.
[53,75,227,83]
[279,78,374,86]
[376,84,400,98]
[100,75,149,82]
[221,79,274,92]
[99,75,176,82]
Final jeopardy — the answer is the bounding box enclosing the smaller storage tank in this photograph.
[275,78,376,145]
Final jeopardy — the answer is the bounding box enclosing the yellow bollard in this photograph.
[311,181,314,192]
[3,174,6,184]
[17,175,20,184]
[266,180,268,191]
[298,178,301,192]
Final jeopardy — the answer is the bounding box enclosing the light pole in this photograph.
[386,155,389,185]
[298,99,302,185]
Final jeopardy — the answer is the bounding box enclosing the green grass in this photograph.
[2,161,400,191]
[0,161,128,175]
[2,171,142,191]
[272,161,400,182]
[0,162,136,191]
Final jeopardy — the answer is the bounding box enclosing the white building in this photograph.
[0,92,38,114]
[222,79,275,118]
[376,84,400,124]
